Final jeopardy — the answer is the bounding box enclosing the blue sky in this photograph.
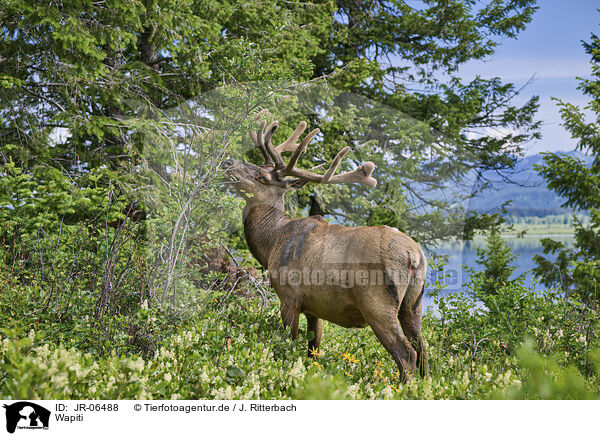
[458,0,599,155]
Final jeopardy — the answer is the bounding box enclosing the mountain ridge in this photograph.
[468,150,593,217]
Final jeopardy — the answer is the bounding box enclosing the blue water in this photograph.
[423,235,575,307]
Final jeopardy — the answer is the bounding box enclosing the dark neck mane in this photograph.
[243,204,289,268]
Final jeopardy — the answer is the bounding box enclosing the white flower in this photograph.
[289,357,305,380]
[128,358,145,372]
[50,373,68,388]
[382,385,394,399]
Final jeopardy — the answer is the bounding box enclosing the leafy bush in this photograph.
[496,340,600,399]
[2,283,593,400]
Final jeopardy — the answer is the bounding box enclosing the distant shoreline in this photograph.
[495,232,574,238]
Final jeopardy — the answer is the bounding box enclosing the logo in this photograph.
[3,402,50,434]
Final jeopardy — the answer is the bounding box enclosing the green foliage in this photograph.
[533,32,600,302]
[470,227,519,297]
[497,340,600,399]
[2,268,599,400]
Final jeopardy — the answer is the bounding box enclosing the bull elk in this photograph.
[222,113,428,379]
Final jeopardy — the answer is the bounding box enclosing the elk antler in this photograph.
[250,115,377,188]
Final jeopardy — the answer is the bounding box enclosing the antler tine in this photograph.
[253,108,270,122]
[284,127,320,174]
[263,121,286,168]
[322,146,350,182]
[249,131,272,163]
[274,121,307,154]
[257,119,266,147]
[329,161,377,187]
[249,119,274,165]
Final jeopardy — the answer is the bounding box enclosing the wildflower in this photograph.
[312,361,323,370]
[309,346,322,359]
[289,357,305,379]
[127,358,145,372]
[382,385,394,398]
[50,373,68,388]
[164,373,172,382]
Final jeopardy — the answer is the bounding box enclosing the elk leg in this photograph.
[367,316,417,382]
[399,282,429,378]
[280,300,300,339]
[305,313,323,357]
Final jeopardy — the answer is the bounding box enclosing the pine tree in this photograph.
[533,32,600,302]
[471,227,518,298]
[298,0,542,245]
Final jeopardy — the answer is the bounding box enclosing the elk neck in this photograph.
[243,201,289,268]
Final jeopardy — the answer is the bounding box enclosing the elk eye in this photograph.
[257,174,269,183]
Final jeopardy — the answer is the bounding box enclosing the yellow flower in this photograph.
[342,353,359,364]
[312,361,323,370]
[309,346,322,359]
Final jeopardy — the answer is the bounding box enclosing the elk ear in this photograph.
[284,178,307,190]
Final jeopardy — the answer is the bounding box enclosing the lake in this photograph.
[423,234,575,307]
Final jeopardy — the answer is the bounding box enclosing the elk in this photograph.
[222,113,428,379]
